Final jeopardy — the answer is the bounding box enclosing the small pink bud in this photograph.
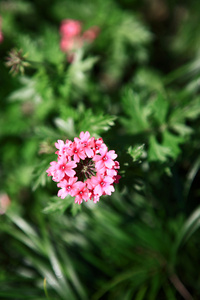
[0,193,11,214]
[60,19,82,38]
[82,26,100,42]
[0,31,3,43]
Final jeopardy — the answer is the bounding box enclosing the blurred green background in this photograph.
[0,0,200,299]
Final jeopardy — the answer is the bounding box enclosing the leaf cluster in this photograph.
[1,0,200,299]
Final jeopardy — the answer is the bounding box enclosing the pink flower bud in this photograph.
[0,16,3,44]
[82,26,100,42]
[0,31,3,43]
[60,19,82,38]
[0,193,11,214]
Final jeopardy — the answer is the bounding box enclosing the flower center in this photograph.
[74,157,96,181]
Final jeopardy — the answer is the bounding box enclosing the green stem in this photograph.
[43,278,50,300]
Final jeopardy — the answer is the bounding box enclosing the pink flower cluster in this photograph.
[0,16,3,44]
[46,132,120,205]
[59,19,99,61]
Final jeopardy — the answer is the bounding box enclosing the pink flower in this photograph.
[55,139,72,157]
[94,138,104,152]
[60,38,74,52]
[82,26,100,42]
[46,161,59,181]
[57,177,78,198]
[60,36,83,52]
[47,158,77,182]
[69,141,85,162]
[0,193,11,214]
[113,174,121,184]
[79,131,95,157]
[94,144,117,169]
[59,19,100,62]
[0,32,3,44]
[92,174,114,196]
[74,182,89,204]
[58,159,77,178]
[60,19,82,38]
[0,16,3,44]
[46,132,120,205]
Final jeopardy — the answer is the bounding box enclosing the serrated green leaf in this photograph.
[118,15,152,46]
[121,90,149,134]
[162,130,183,159]
[150,94,169,125]
[54,117,76,137]
[78,109,116,135]
[148,136,171,162]
[171,123,193,136]
[43,196,74,214]
[68,49,99,91]
[17,35,43,62]
[8,76,40,103]
[184,103,200,119]
[35,126,59,140]
[71,202,82,216]
[128,144,145,162]
[32,156,55,191]
[134,68,164,93]
[42,27,65,65]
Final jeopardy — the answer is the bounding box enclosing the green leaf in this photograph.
[121,90,149,134]
[148,275,161,300]
[8,76,40,103]
[127,144,145,162]
[169,97,200,124]
[150,94,169,125]
[32,156,55,191]
[17,35,43,62]
[43,196,74,214]
[54,117,76,138]
[176,206,200,249]
[162,130,183,159]
[134,68,164,94]
[68,49,99,90]
[135,285,147,300]
[184,157,200,200]
[184,100,200,120]
[170,123,193,136]
[117,15,152,46]
[42,27,65,65]
[148,136,171,162]
[164,284,176,300]
[71,202,82,216]
[35,126,59,140]
[78,109,116,135]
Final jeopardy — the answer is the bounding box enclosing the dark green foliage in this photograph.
[1,0,200,299]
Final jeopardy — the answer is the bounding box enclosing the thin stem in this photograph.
[169,273,193,300]
[43,278,50,299]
